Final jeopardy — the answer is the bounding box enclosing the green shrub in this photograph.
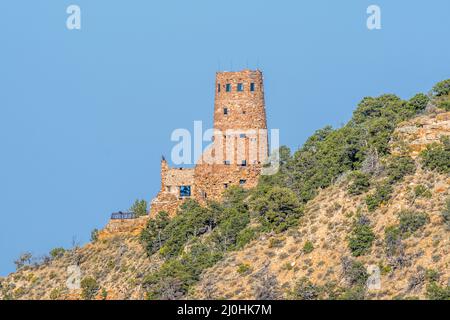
[101,288,108,300]
[338,286,366,300]
[386,156,416,183]
[432,79,450,97]
[378,263,392,275]
[144,261,191,300]
[365,183,393,212]
[348,171,371,195]
[211,208,250,252]
[144,200,221,258]
[348,221,375,257]
[414,185,432,199]
[282,262,293,271]
[438,99,450,111]
[364,156,415,212]
[425,269,440,283]
[302,241,314,254]
[384,226,402,256]
[407,93,429,113]
[49,247,65,259]
[420,138,450,174]
[290,277,321,300]
[130,199,148,217]
[235,227,259,249]
[80,277,100,300]
[341,257,369,288]
[49,287,62,300]
[90,229,99,243]
[442,198,450,229]
[237,263,252,275]
[252,187,303,233]
[140,211,170,255]
[144,243,222,300]
[398,210,429,236]
[426,282,450,300]
[384,211,428,258]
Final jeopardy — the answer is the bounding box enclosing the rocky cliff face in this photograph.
[1,111,448,300]
[390,111,450,158]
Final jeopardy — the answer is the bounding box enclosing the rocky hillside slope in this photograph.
[0,235,164,300]
[192,166,449,299]
[1,88,449,301]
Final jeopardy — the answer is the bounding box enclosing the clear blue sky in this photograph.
[0,0,449,276]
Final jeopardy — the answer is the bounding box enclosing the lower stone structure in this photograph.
[193,163,263,203]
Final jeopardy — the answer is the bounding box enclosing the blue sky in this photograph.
[0,0,449,276]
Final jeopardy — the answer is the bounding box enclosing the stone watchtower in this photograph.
[213,70,267,134]
[151,69,269,216]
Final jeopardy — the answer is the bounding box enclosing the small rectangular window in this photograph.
[239,179,247,185]
[240,133,246,138]
[250,83,255,92]
[237,83,244,92]
[223,108,228,115]
[179,185,191,197]
[226,84,231,92]
[224,160,230,165]
[218,84,221,92]
[241,160,247,167]
[224,183,228,189]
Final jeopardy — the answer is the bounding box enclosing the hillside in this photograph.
[1,80,449,300]
[192,165,449,299]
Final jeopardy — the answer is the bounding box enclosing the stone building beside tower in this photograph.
[150,69,269,216]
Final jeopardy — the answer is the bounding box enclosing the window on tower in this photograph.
[237,83,244,92]
[179,185,191,197]
[226,84,231,92]
[250,83,255,92]
[218,84,221,92]
[223,107,228,115]
[239,179,247,185]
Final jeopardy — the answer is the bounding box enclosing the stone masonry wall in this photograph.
[193,163,263,204]
[150,159,194,217]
